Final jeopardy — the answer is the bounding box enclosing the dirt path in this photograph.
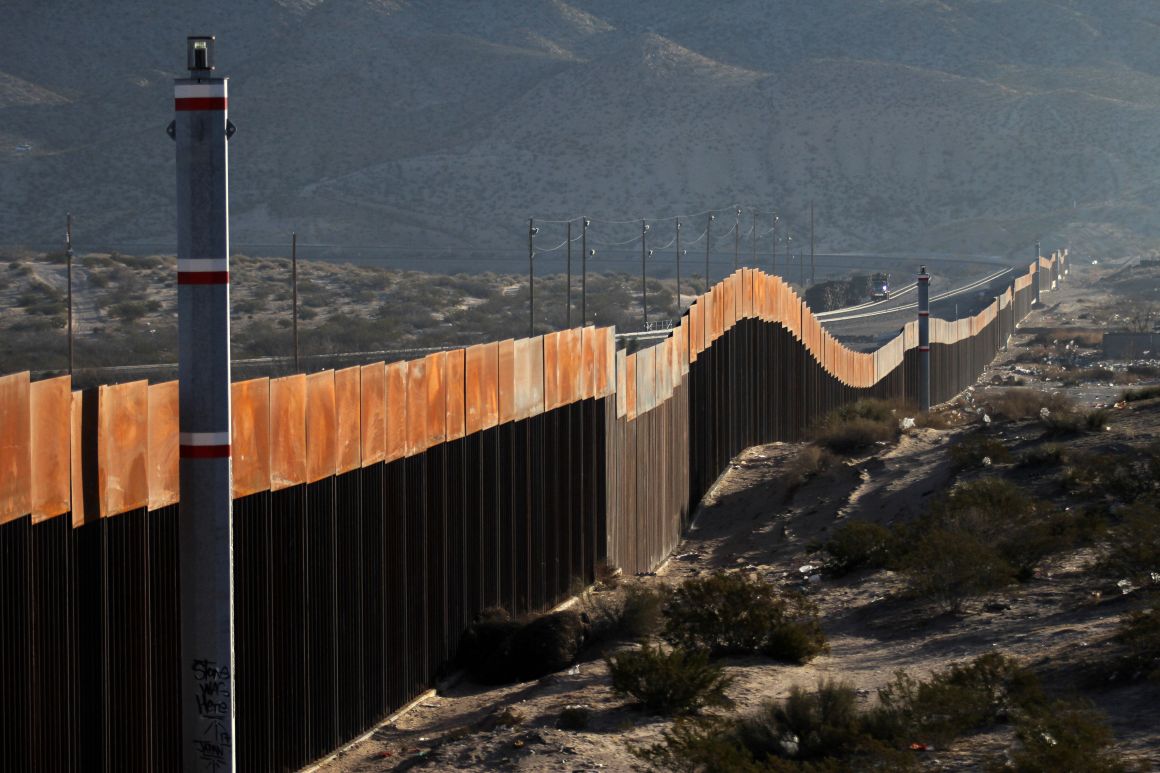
[318,263,1159,772]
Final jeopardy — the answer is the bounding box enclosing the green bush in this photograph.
[1121,384,1160,403]
[867,653,1044,747]
[949,432,1012,469]
[1002,700,1129,773]
[606,645,733,715]
[1018,443,1066,468]
[1115,600,1160,681]
[897,527,1014,613]
[823,520,892,575]
[1100,504,1160,585]
[662,573,828,662]
[586,583,664,643]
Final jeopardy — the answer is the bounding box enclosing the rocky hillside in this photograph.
[4,1,1160,264]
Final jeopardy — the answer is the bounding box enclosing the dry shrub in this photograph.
[1121,384,1160,403]
[823,519,893,575]
[808,399,900,453]
[585,582,664,643]
[1115,598,1160,682]
[1004,700,1131,773]
[661,573,828,662]
[781,445,835,499]
[1099,503,1160,584]
[983,388,1073,421]
[1042,408,1110,436]
[949,432,1012,469]
[606,645,733,715]
[1031,328,1104,348]
[1017,442,1066,468]
[457,608,590,684]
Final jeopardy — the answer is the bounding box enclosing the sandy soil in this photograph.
[317,263,1159,772]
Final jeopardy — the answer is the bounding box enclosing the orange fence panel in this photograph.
[29,375,71,522]
[626,353,638,420]
[514,337,544,421]
[384,361,407,463]
[360,363,386,466]
[335,366,361,474]
[306,371,337,484]
[580,326,596,400]
[147,381,180,511]
[270,374,307,491]
[466,343,499,435]
[232,377,271,499]
[498,339,516,424]
[543,332,560,411]
[405,357,427,456]
[561,328,582,406]
[425,352,448,449]
[445,349,466,442]
[0,371,31,524]
[98,380,148,517]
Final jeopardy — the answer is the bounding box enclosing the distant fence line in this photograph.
[0,254,1064,772]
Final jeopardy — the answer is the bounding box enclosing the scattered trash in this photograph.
[982,413,991,424]
[567,664,580,676]
[909,742,934,751]
[798,564,816,574]
[981,456,992,466]
[1040,732,1057,747]
[513,739,525,749]
[1117,579,1137,595]
[900,417,916,430]
[1039,407,1051,419]
[807,574,822,584]
[676,551,700,561]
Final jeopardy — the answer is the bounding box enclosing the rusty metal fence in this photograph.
[0,254,1064,772]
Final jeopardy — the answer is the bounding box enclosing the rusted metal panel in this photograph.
[689,302,701,360]
[71,389,92,527]
[334,366,361,474]
[543,332,560,411]
[232,377,271,498]
[498,338,516,424]
[305,370,337,484]
[580,326,597,400]
[405,357,428,456]
[384,361,408,462]
[0,371,31,523]
[270,373,307,491]
[425,351,448,447]
[466,343,498,435]
[445,349,466,442]
[561,328,582,406]
[603,328,616,399]
[98,380,149,517]
[626,353,638,420]
[614,348,627,416]
[360,362,387,466]
[146,380,180,511]
[514,336,544,420]
[29,375,71,522]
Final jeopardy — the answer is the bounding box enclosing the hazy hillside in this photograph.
[4,1,1160,265]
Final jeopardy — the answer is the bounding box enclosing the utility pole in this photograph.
[581,218,589,326]
[810,201,815,286]
[705,212,714,287]
[751,211,757,264]
[734,207,741,271]
[566,221,572,329]
[528,218,537,337]
[918,265,931,412]
[641,220,650,329]
[675,219,682,314]
[771,214,778,276]
[291,232,298,371]
[174,35,236,773]
[66,213,74,376]
[1033,239,1042,305]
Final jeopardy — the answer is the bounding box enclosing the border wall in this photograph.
[0,254,1063,771]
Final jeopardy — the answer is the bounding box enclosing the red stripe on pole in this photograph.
[180,444,231,459]
[178,271,230,285]
[175,97,228,111]
[919,311,930,317]
[918,346,931,352]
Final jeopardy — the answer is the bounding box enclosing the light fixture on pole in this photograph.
[641,220,651,329]
[581,218,590,325]
[734,207,741,271]
[675,219,682,314]
[705,212,715,287]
